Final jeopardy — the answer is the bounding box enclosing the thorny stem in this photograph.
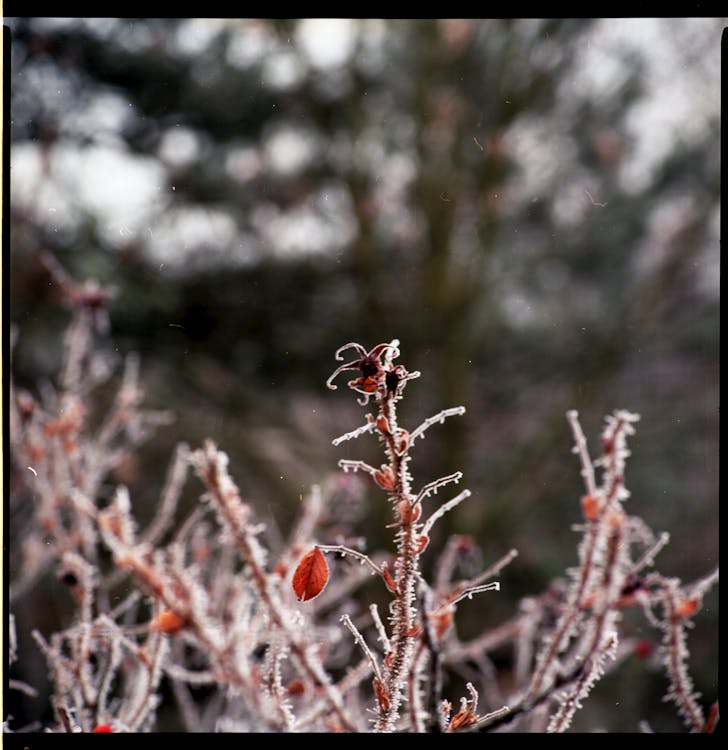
[527,412,634,703]
[421,489,470,538]
[566,410,597,498]
[375,381,418,732]
[546,514,625,732]
[408,407,466,445]
[631,531,670,575]
[102,447,358,732]
[193,444,358,732]
[341,614,381,681]
[474,660,598,733]
[10,261,719,736]
[413,472,464,509]
[464,548,519,592]
[448,582,500,606]
[326,341,475,732]
[419,588,444,733]
[370,604,391,654]
[407,645,428,733]
[124,632,168,731]
[655,577,706,732]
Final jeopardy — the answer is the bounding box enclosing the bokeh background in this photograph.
[7,18,720,732]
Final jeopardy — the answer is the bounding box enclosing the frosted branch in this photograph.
[338,459,378,477]
[409,407,466,445]
[332,417,376,446]
[414,472,464,508]
[422,490,471,537]
[340,614,380,682]
[566,410,597,498]
[318,544,384,578]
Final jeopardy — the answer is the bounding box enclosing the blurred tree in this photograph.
[7,17,720,731]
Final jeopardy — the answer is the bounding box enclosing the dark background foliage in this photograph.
[6,18,720,731]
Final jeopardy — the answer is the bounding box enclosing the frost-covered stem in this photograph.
[370,603,391,653]
[60,306,94,393]
[688,567,719,601]
[8,679,38,699]
[318,544,385,577]
[168,676,202,732]
[449,581,500,606]
[55,702,75,733]
[546,513,626,732]
[421,490,470,538]
[97,636,120,719]
[106,542,223,659]
[341,614,381,681]
[192,441,357,732]
[374,385,418,732]
[474,658,596,733]
[286,483,325,554]
[338,458,379,477]
[473,705,510,729]
[296,659,372,730]
[479,548,519,584]
[413,473,464,509]
[655,577,706,732]
[444,613,525,663]
[332,417,377,446]
[141,442,190,545]
[446,549,517,603]
[407,646,428,733]
[84,354,173,498]
[566,410,597,497]
[324,342,473,730]
[123,631,168,731]
[528,554,590,701]
[632,531,670,574]
[434,535,468,593]
[268,644,296,732]
[528,411,635,703]
[408,407,466,445]
[419,588,445,733]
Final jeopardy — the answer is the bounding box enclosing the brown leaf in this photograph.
[381,563,398,594]
[373,465,396,491]
[292,547,329,602]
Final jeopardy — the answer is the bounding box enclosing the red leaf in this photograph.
[373,466,396,491]
[413,534,430,555]
[292,547,329,602]
[381,563,398,594]
[373,676,391,711]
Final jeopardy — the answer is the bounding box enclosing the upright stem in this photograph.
[375,390,419,732]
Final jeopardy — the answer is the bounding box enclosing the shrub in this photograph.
[6,258,718,734]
